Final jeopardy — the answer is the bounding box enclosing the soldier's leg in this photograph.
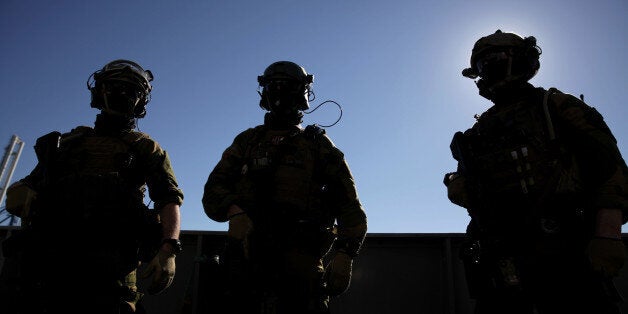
[277,249,328,314]
[118,269,145,314]
[531,236,622,314]
[465,251,535,314]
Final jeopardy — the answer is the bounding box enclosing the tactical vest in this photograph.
[464,88,570,209]
[39,126,147,229]
[238,125,333,228]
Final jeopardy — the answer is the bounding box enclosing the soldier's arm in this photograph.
[143,144,184,210]
[593,166,627,238]
[137,136,184,220]
[202,130,250,222]
[6,130,68,218]
[444,130,477,209]
[552,92,628,226]
[160,202,181,250]
[322,137,367,257]
[596,208,623,239]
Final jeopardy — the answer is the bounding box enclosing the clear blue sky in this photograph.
[1,1,626,233]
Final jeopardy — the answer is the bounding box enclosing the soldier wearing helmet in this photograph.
[203,61,367,313]
[461,30,541,101]
[445,30,628,313]
[4,60,184,313]
[88,59,154,119]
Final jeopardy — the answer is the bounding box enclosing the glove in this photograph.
[140,248,176,295]
[228,212,253,259]
[445,173,470,208]
[323,251,353,296]
[5,180,37,217]
[227,212,253,240]
[586,237,626,278]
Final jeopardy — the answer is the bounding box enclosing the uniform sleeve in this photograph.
[320,135,368,256]
[202,130,251,222]
[552,92,628,213]
[137,136,184,210]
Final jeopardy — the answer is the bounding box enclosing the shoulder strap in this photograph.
[303,124,326,141]
[59,126,93,145]
[250,125,267,141]
[121,131,149,146]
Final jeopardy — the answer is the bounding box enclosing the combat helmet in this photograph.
[462,30,541,98]
[87,59,154,118]
[258,61,314,111]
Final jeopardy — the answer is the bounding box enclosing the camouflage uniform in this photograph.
[8,116,184,314]
[449,83,628,313]
[203,123,367,314]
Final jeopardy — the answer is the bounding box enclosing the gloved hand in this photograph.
[228,212,253,240]
[586,237,626,278]
[444,173,470,208]
[323,251,353,296]
[140,248,176,295]
[5,180,37,217]
[228,212,254,259]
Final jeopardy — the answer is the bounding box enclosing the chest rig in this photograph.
[42,127,146,225]
[240,125,330,224]
[465,89,563,206]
